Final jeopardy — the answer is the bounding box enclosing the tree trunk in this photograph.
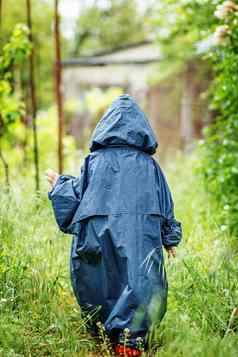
[0,0,2,31]
[26,0,40,191]
[54,0,64,174]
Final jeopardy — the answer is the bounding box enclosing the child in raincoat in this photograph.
[47,94,182,356]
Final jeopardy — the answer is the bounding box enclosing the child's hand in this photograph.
[165,246,176,259]
[45,169,59,190]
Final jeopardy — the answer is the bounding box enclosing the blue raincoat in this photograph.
[49,94,182,347]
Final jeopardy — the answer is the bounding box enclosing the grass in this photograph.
[0,153,238,356]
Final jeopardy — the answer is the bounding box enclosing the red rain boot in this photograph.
[115,344,142,356]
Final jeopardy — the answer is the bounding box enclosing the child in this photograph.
[47,94,182,356]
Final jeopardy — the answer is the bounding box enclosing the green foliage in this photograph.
[83,87,123,124]
[0,103,78,186]
[73,0,150,55]
[0,24,31,185]
[0,24,31,69]
[0,24,31,139]
[35,106,77,174]
[0,154,238,356]
[152,153,238,356]
[201,0,238,233]
[0,81,24,127]
[152,0,218,77]
[1,0,60,108]
[64,88,123,152]
[153,0,238,233]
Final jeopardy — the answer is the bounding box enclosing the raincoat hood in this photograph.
[90,94,158,155]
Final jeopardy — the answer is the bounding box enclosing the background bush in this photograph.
[201,0,238,234]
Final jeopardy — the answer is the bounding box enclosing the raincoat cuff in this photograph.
[48,175,75,200]
[162,218,182,247]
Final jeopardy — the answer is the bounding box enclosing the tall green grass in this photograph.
[0,185,97,356]
[156,153,238,357]
[0,153,237,356]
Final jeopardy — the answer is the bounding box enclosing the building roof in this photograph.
[62,41,162,67]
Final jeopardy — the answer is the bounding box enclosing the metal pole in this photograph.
[26,0,40,191]
[54,0,64,174]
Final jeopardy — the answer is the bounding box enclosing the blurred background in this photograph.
[1,2,238,356]
[0,0,215,186]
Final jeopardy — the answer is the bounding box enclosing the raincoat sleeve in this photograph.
[154,160,182,248]
[48,157,89,235]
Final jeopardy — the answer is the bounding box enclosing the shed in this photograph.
[62,41,210,155]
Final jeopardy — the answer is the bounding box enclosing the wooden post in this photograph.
[54,0,64,174]
[26,0,40,191]
[0,2,10,187]
[180,65,195,150]
[0,0,2,32]
[0,0,2,47]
